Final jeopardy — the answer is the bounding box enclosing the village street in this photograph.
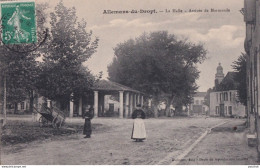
[1,117,257,165]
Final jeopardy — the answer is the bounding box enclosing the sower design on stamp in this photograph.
[1,2,36,44]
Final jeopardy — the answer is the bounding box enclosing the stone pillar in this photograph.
[94,91,98,117]
[125,92,129,118]
[134,94,137,108]
[129,93,133,116]
[137,94,140,105]
[78,96,82,117]
[69,97,74,118]
[119,91,124,118]
[141,95,144,107]
[99,94,105,117]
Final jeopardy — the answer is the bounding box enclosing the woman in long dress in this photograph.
[131,104,146,142]
[83,106,94,138]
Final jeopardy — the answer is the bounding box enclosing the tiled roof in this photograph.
[217,71,239,91]
[91,80,141,93]
[222,72,238,83]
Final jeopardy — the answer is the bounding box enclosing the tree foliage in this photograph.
[0,3,49,113]
[37,1,99,106]
[0,44,42,113]
[232,53,247,106]
[108,31,207,116]
[204,88,213,107]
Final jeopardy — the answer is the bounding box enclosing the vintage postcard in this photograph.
[0,0,258,166]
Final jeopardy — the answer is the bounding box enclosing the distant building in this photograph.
[209,64,246,117]
[189,92,208,115]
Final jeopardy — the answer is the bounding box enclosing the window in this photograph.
[195,100,199,105]
[223,92,228,101]
[216,93,218,102]
[226,92,228,101]
[228,106,232,115]
[201,100,204,105]
[216,106,219,114]
[230,92,232,101]
[109,104,114,112]
[21,102,25,110]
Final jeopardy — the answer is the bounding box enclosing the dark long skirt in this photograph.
[83,119,92,136]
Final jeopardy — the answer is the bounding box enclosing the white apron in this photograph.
[131,118,147,139]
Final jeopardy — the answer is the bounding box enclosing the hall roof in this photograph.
[91,80,142,93]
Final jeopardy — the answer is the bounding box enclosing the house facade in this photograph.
[210,90,245,117]
[189,92,208,115]
[209,64,246,117]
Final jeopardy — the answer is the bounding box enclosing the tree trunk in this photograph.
[14,102,18,114]
[164,104,171,117]
[151,95,160,118]
[29,90,34,114]
[152,97,159,118]
[246,106,249,127]
[153,104,158,118]
[166,97,174,117]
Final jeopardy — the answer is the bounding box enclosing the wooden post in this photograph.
[3,75,6,127]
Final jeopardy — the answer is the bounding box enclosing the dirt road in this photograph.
[179,119,258,165]
[1,117,252,165]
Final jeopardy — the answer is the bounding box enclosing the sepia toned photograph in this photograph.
[0,0,259,166]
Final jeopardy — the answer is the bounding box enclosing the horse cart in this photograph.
[34,104,66,128]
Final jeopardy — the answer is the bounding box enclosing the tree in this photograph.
[0,45,41,114]
[232,53,247,106]
[108,31,207,117]
[0,3,49,115]
[204,88,213,108]
[37,1,99,110]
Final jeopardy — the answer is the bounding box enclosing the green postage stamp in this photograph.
[1,2,36,44]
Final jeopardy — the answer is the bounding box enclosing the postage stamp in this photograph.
[1,2,36,44]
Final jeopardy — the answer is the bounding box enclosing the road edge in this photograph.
[166,121,228,165]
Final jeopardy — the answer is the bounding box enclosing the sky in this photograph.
[36,0,245,92]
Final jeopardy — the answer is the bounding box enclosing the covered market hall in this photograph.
[69,80,144,118]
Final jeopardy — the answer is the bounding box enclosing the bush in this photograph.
[143,108,154,118]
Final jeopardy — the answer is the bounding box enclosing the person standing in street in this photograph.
[131,104,147,142]
[83,105,94,138]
